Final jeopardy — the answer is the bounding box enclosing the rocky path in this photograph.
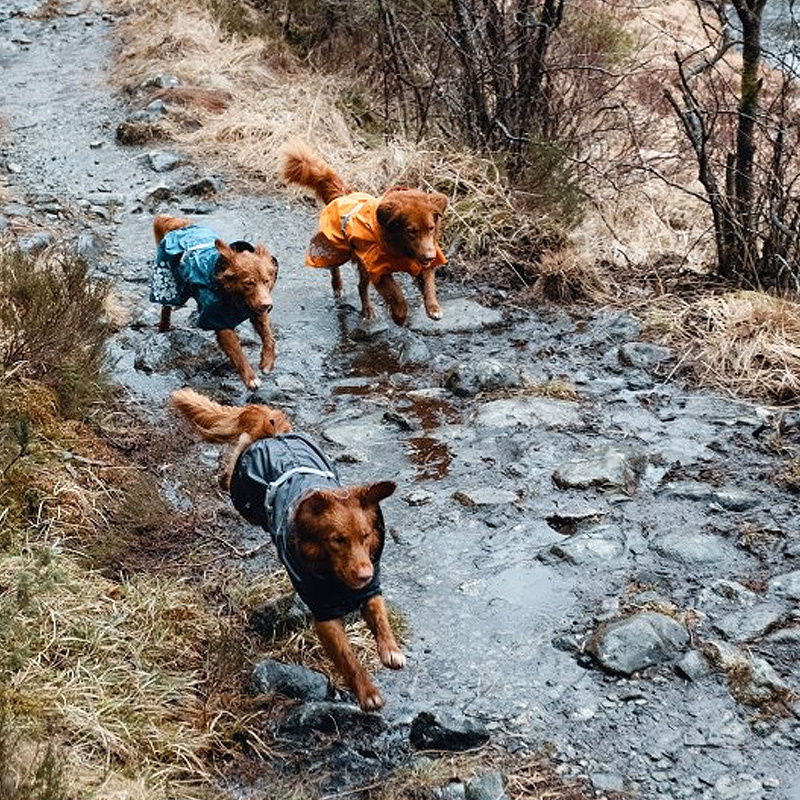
[3,3,800,798]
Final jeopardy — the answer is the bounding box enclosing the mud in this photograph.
[2,3,800,799]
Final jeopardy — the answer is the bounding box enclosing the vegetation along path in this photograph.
[2,1,800,798]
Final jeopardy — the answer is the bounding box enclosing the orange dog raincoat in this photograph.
[306,192,447,282]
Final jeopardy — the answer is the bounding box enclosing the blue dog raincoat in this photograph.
[151,224,252,331]
[229,433,385,621]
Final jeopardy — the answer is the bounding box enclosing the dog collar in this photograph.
[340,201,366,235]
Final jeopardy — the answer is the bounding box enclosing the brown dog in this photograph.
[171,388,405,711]
[281,138,449,325]
[152,215,278,389]
[171,387,293,489]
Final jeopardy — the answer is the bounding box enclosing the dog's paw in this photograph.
[259,355,275,373]
[362,306,378,321]
[380,648,406,670]
[358,689,385,712]
[426,307,442,321]
[245,376,262,390]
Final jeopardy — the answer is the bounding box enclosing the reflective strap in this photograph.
[266,466,337,512]
[340,201,366,236]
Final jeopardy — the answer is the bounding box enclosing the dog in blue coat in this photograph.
[171,388,405,711]
[152,215,279,389]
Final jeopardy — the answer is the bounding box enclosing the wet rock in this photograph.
[443,359,522,397]
[409,711,490,751]
[465,771,509,800]
[250,593,311,638]
[436,782,466,800]
[323,417,391,449]
[651,531,737,566]
[397,334,431,364]
[662,480,717,502]
[403,488,434,506]
[73,228,105,266]
[453,487,518,507]
[144,184,175,204]
[409,298,503,334]
[544,524,627,565]
[251,658,331,702]
[128,98,167,123]
[698,579,758,609]
[133,328,217,373]
[553,446,645,494]
[587,612,689,675]
[617,341,673,370]
[281,701,387,736]
[18,231,53,255]
[182,176,223,197]
[474,397,582,430]
[712,603,786,643]
[141,73,180,90]
[777,409,800,435]
[589,310,642,343]
[703,639,793,705]
[711,488,760,511]
[351,316,389,340]
[146,150,185,172]
[383,409,420,432]
[590,771,626,793]
[767,569,800,601]
[713,773,765,800]
[675,650,711,681]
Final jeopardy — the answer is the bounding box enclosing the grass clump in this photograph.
[0,247,110,418]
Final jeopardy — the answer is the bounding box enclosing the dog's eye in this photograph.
[245,279,256,287]
[331,534,347,546]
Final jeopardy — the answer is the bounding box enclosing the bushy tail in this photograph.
[281,138,347,205]
[171,388,247,443]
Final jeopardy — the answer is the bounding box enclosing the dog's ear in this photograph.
[295,489,332,524]
[271,254,279,278]
[429,192,448,215]
[359,481,396,507]
[376,196,404,231]
[214,239,236,264]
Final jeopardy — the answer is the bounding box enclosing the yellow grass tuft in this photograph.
[668,291,800,403]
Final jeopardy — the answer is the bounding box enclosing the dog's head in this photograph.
[239,403,293,439]
[376,189,448,267]
[214,240,279,316]
[293,481,396,590]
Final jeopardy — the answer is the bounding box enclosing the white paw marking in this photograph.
[247,376,262,389]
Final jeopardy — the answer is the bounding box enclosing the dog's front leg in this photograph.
[314,618,385,711]
[216,329,260,390]
[251,313,275,373]
[159,306,173,332]
[374,273,408,325]
[330,265,344,299]
[416,269,441,320]
[362,595,405,669]
[356,262,377,320]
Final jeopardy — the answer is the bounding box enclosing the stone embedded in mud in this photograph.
[712,603,786,643]
[587,612,689,675]
[474,397,583,430]
[436,782,467,800]
[280,701,387,736]
[553,446,644,494]
[250,658,331,702]
[408,298,503,334]
[651,531,738,566]
[617,341,673,371]
[767,569,800,601]
[675,650,711,682]
[465,771,509,800]
[442,358,522,397]
[182,175,223,197]
[544,524,627,565]
[409,711,490,751]
[711,488,760,511]
[453,487,519,508]
[146,150,184,173]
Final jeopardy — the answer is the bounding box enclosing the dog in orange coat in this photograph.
[281,139,449,325]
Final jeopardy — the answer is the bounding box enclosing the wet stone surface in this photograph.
[2,3,800,799]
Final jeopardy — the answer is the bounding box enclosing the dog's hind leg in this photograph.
[374,273,408,326]
[314,618,385,711]
[415,268,441,320]
[330,265,344,299]
[159,306,173,332]
[362,595,406,670]
[357,262,378,320]
[216,328,260,390]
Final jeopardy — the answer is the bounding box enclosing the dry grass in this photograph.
[659,290,800,404]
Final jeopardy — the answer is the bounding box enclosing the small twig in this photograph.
[203,531,271,559]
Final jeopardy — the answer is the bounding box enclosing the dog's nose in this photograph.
[355,564,374,583]
[256,302,273,315]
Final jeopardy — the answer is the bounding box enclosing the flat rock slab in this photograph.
[553,447,644,494]
[651,531,738,566]
[588,612,689,675]
[768,569,800,601]
[543,524,627,565]
[409,298,503,334]
[473,397,583,430]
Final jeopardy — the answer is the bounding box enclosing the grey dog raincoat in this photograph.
[229,433,384,621]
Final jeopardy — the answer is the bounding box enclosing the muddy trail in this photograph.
[3,3,800,799]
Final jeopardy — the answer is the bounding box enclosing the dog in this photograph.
[171,388,405,711]
[151,215,279,389]
[171,387,293,489]
[281,138,449,325]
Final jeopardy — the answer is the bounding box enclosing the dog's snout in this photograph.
[355,563,374,584]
